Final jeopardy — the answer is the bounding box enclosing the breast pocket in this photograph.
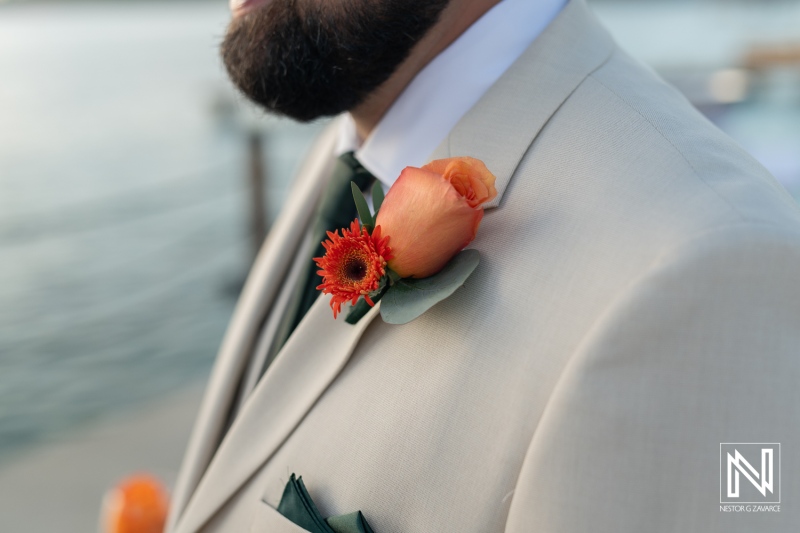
[250,500,312,533]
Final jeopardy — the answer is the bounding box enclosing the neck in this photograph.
[349,0,502,141]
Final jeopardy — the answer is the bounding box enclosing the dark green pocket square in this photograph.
[277,474,375,533]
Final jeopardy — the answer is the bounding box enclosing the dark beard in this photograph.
[220,0,450,122]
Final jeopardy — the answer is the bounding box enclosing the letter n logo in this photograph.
[720,443,780,504]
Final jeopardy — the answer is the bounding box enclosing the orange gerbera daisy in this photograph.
[314,219,393,318]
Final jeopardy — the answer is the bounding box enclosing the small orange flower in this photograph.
[100,474,169,533]
[314,219,392,318]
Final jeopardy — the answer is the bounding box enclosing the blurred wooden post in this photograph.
[247,130,268,260]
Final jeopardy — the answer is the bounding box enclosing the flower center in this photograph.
[342,255,368,282]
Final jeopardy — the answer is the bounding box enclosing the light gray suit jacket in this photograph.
[167,1,800,531]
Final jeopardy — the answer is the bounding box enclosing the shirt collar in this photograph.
[335,0,566,189]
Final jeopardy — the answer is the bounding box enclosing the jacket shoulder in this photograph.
[531,46,800,236]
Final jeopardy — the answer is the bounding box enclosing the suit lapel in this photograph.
[430,0,615,208]
[175,295,382,533]
[166,122,341,532]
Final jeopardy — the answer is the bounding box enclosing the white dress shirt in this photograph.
[335,0,566,190]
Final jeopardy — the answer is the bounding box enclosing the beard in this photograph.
[220,0,450,122]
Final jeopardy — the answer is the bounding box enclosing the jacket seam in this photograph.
[587,64,748,224]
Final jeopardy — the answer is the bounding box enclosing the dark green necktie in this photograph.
[284,152,376,343]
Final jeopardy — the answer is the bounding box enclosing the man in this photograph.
[168,0,800,531]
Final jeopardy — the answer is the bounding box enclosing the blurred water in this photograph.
[0,1,323,462]
[1,0,798,466]
[591,0,800,194]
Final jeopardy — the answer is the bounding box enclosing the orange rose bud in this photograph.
[375,157,497,278]
[101,474,170,533]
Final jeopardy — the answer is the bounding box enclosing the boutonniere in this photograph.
[314,157,497,324]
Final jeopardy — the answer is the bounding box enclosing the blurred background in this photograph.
[0,0,798,530]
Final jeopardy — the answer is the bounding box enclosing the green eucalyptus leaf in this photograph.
[371,181,385,217]
[387,268,401,284]
[351,181,374,230]
[380,249,480,325]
